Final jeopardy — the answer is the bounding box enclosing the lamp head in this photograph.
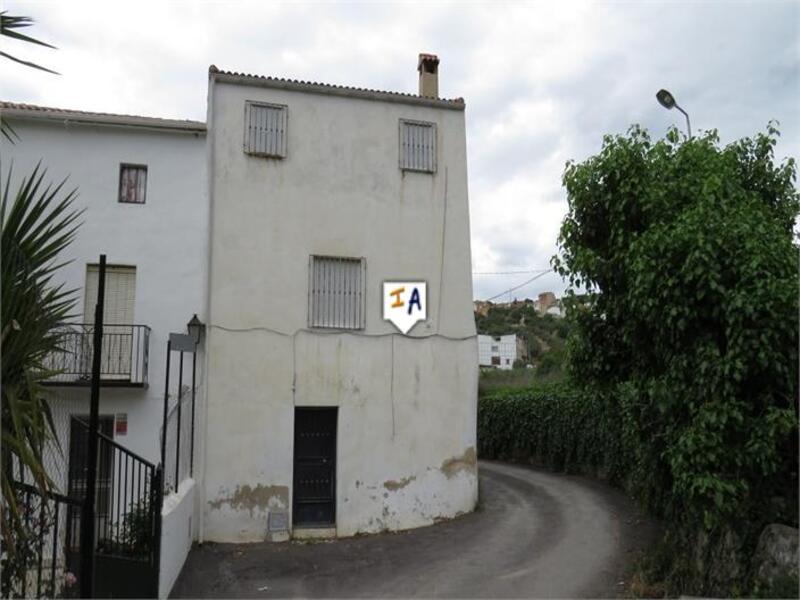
[187,314,205,344]
[656,89,676,110]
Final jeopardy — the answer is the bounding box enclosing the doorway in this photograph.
[66,415,114,550]
[293,407,337,527]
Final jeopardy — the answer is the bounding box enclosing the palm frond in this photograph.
[0,12,59,74]
[1,162,82,561]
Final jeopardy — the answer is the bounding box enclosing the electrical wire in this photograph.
[209,323,477,341]
[484,269,553,302]
[472,269,550,276]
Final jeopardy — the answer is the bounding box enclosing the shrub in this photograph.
[478,383,635,484]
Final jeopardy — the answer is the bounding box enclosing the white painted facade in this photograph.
[203,66,478,542]
[2,55,478,557]
[478,334,517,370]
[0,107,208,495]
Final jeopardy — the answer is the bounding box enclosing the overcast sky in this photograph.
[3,0,798,301]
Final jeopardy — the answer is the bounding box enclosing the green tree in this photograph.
[554,124,798,529]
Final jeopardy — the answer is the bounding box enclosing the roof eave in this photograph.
[211,71,465,112]
[1,109,207,134]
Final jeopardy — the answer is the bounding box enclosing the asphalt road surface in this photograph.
[172,461,658,598]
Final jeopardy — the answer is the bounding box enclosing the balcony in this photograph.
[42,324,151,387]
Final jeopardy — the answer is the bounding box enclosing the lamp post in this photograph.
[185,314,204,477]
[656,88,692,138]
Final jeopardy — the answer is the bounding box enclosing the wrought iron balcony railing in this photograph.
[42,323,151,387]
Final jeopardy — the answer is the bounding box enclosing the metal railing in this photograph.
[1,482,82,599]
[160,392,195,495]
[42,323,151,387]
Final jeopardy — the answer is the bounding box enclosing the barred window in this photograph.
[118,164,147,204]
[244,101,287,158]
[399,119,436,173]
[308,256,365,329]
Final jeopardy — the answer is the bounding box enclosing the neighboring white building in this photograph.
[478,334,518,370]
[0,102,208,484]
[203,57,478,542]
[1,103,208,596]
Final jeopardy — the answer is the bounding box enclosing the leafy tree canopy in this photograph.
[553,124,799,528]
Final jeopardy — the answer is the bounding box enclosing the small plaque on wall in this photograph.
[115,413,128,435]
[268,510,288,532]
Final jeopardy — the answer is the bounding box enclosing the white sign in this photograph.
[383,282,427,334]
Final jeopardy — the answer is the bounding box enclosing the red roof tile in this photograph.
[0,101,206,130]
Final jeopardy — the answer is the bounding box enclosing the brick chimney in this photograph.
[417,53,440,98]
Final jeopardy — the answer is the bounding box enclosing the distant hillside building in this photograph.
[534,292,557,314]
[473,300,493,316]
[478,334,519,370]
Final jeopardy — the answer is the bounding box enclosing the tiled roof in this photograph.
[209,65,465,110]
[0,101,206,131]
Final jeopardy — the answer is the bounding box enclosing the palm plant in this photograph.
[0,11,57,143]
[0,163,82,562]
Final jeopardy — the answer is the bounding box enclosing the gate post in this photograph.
[80,254,106,599]
[151,465,164,598]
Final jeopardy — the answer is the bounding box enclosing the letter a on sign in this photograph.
[383,282,426,334]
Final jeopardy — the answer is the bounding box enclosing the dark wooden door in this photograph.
[67,415,114,549]
[293,407,337,527]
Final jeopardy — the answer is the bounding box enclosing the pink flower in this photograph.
[64,572,77,587]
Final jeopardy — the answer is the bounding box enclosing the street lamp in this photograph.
[187,314,205,344]
[656,88,692,138]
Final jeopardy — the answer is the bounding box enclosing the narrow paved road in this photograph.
[172,461,658,598]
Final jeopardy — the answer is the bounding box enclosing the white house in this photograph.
[0,102,208,596]
[202,56,478,542]
[2,53,478,592]
[478,334,518,370]
[0,102,207,481]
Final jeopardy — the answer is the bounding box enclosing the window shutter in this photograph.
[400,120,436,173]
[85,265,136,325]
[308,256,365,329]
[244,101,288,158]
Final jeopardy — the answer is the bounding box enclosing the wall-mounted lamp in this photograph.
[187,314,205,345]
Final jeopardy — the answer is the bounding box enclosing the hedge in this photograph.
[477,383,634,486]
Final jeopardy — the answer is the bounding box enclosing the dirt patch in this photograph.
[384,476,416,491]
[441,446,477,479]
[208,484,289,517]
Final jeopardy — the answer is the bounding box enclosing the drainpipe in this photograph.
[198,67,217,545]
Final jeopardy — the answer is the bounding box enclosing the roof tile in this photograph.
[209,65,464,107]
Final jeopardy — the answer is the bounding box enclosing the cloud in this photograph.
[2,0,797,301]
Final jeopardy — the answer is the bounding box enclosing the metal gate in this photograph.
[69,418,163,598]
[4,421,162,599]
[293,407,338,527]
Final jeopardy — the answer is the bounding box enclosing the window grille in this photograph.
[399,119,436,173]
[308,256,365,329]
[118,164,147,204]
[244,101,288,158]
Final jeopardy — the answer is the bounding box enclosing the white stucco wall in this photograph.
[203,75,478,541]
[159,478,196,598]
[1,117,208,475]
